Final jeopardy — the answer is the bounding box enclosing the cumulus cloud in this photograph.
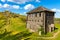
[0,4,10,8]
[1,0,40,4]
[3,4,10,8]
[24,12,26,14]
[7,0,32,4]
[23,12,26,15]
[0,3,20,9]
[24,4,35,10]
[7,0,13,2]
[36,0,40,2]
[1,0,41,4]
[1,0,6,2]
[12,5,20,9]
[0,4,2,8]
[51,8,60,18]
[51,8,60,12]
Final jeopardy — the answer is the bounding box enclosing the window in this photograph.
[30,14,31,17]
[30,14,33,18]
[31,14,32,17]
[47,20,50,23]
[28,14,31,17]
[39,13,41,17]
[41,20,43,22]
[38,20,39,22]
[32,14,34,17]
[35,13,37,17]
[32,20,33,21]
[29,20,31,21]
[35,20,36,22]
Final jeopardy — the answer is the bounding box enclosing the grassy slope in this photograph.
[0,11,29,40]
[0,12,26,31]
[54,18,60,40]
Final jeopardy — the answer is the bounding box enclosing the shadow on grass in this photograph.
[0,29,12,39]
[0,30,32,40]
[54,27,58,30]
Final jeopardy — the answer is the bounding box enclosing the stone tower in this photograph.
[26,6,55,34]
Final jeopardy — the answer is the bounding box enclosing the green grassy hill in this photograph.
[0,11,26,32]
[55,18,60,30]
[0,11,31,40]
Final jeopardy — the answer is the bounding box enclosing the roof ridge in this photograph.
[27,6,55,14]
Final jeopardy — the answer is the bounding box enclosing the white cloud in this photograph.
[24,4,35,10]
[1,0,6,2]
[23,12,26,15]
[7,0,13,2]
[36,0,40,2]
[51,8,56,11]
[51,8,60,12]
[7,0,32,4]
[3,4,10,8]
[12,5,20,9]
[24,12,26,14]
[20,12,27,15]
[7,0,41,4]
[0,4,2,8]
[51,8,60,18]
[1,0,41,4]
[0,3,20,9]
[24,12,27,15]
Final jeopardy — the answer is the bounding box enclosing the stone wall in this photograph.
[45,12,54,33]
[27,12,44,32]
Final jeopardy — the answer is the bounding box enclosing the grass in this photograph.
[55,23,60,30]
[55,32,60,40]
[53,21,60,40]
[40,32,53,37]
[0,12,28,40]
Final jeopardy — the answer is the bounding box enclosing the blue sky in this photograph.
[0,0,60,18]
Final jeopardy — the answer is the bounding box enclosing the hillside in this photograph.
[0,11,27,32]
[0,11,30,40]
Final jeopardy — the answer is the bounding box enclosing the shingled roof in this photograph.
[27,6,55,14]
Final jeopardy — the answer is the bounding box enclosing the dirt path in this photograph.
[37,30,60,39]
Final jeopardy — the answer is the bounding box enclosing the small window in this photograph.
[29,20,31,21]
[35,13,37,17]
[39,13,41,17]
[38,20,39,22]
[31,14,33,17]
[29,14,31,17]
[35,20,36,22]
[47,20,50,23]
[41,20,43,22]
[32,20,33,21]
[31,14,32,17]
[28,14,30,17]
